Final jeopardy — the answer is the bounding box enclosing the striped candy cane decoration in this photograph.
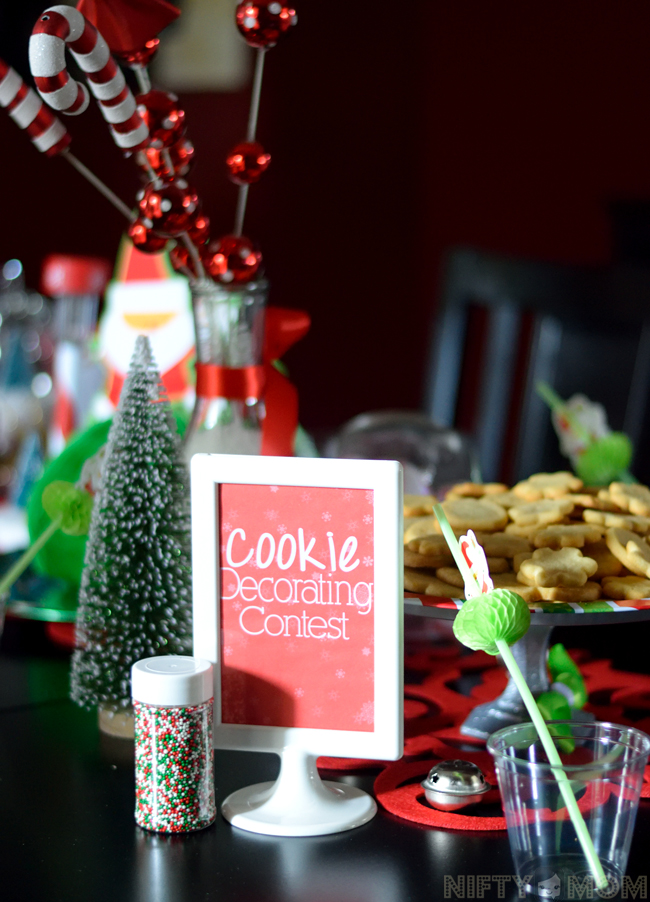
[29,5,149,151]
[0,58,70,156]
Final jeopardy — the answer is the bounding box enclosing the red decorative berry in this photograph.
[115,38,160,68]
[137,180,200,237]
[235,1,297,49]
[137,90,186,150]
[187,213,210,246]
[169,243,199,278]
[202,235,262,284]
[128,218,170,253]
[139,138,195,180]
[226,141,271,185]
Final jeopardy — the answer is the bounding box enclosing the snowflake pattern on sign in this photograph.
[354,701,374,725]
[219,483,375,731]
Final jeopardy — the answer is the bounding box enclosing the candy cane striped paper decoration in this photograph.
[29,5,149,151]
[0,58,70,156]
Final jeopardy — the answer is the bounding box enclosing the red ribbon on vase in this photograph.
[194,306,310,457]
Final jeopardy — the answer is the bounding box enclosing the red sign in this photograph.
[218,483,375,731]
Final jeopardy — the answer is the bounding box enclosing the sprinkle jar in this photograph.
[132,656,216,833]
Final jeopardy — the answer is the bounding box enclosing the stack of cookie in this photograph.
[404,474,650,603]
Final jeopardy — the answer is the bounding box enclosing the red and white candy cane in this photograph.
[29,5,148,151]
[0,57,70,156]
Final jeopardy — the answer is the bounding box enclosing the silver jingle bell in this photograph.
[421,759,491,811]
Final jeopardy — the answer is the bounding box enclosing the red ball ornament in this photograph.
[235,1,297,49]
[169,243,199,278]
[128,218,170,253]
[187,213,210,246]
[139,138,195,180]
[137,180,200,237]
[226,141,271,185]
[202,235,262,284]
[137,90,186,150]
[116,38,160,68]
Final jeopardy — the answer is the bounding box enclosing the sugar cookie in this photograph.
[441,498,508,533]
[537,582,601,602]
[532,523,603,549]
[404,566,438,593]
[582,540,623,579]
[403,494,437,517]
[513,471,583,501]
[473,531,532,557]
[605,527,650,578]
[509,499,574,527]
[490,572,542,602]
[517,547,598,588]
[583,509,650,534]
[424,577,464,599]
[609,483,650,517]
[601,575,650,600]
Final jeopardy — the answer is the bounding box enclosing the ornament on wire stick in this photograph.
[226,141,271,185]
[138,138,195,180]
[169,244,199,279]
[186,213,211,247]
[236,1,298,49]
[137,181,200,237]
[202,235,262,284]
[128,218,170,254]
[116,38,159,68]
[136,90,186,150]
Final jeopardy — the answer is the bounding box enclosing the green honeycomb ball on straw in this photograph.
[453,589,530,655]
[42,481,93,537]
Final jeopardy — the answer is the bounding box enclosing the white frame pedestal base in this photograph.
[221,747,377,837]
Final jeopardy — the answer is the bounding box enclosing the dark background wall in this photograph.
[2,3,650,434]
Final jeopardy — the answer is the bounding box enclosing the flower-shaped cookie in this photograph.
[513,471,583,501]
[605,527,650,578]
[509,499,575,527]
[517,547,598,588]
[609,483,650,517]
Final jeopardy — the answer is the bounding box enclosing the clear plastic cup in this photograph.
[488,721,650,900]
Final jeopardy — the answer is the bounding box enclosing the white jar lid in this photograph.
[131,656,214,706]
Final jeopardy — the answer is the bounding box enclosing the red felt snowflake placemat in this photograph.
[317,640,650,829]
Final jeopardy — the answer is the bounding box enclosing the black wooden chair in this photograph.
[422,247,650,485]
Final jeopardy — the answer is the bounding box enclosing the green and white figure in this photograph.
[70,336,192,725]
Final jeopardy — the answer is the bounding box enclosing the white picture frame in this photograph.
[191,453,403,763]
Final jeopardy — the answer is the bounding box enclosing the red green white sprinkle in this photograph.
[134,700,216,832]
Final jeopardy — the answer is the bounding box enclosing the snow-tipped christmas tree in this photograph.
[70,336,192,714]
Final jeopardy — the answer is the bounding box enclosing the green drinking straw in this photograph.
[432,502,608,890]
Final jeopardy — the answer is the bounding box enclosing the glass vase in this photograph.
[184,278,267,459]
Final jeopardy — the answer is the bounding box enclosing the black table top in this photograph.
[1,647,649,902]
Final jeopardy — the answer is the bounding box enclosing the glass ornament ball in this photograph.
[128,218,169,253]
[116,38,160,68]
[202,235,262,284]
[235,1,297,49]
[139,138,195,180]
[137,180,200,237]
[226,141,271,185]
[169,243,199,278]
[187,213,210,246]
[137,90,186,150]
